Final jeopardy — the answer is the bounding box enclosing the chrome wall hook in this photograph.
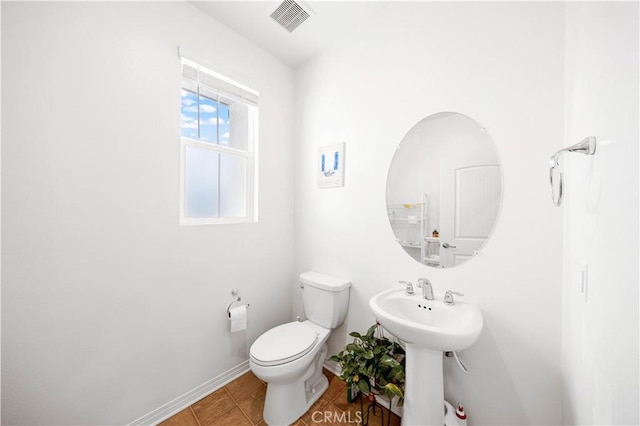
[549,136,596,206]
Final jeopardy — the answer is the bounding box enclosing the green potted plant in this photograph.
[329,323,405,405]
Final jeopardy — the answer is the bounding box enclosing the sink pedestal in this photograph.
[403,346,444,426]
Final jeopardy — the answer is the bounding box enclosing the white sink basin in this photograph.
[369,287,483,351]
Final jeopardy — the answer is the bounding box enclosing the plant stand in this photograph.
[359,392,393,426]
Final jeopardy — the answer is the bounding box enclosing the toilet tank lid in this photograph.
[300,271,351,292]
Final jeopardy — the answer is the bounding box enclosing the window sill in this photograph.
[180,217,257,226]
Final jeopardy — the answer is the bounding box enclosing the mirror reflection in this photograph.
[386,112,502,268]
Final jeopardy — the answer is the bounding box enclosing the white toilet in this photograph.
[249,271,351,425]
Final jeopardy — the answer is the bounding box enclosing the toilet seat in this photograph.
[250,322,318,367]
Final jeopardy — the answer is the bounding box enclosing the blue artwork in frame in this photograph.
[318,142,345,188]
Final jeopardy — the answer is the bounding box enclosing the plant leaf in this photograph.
[366,324,377,339]
[389,366,405,381]
[384,383,404,398]
[346,343,361,353]
[357,378,371,394]
[380,355,398,366]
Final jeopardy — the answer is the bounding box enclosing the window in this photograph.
[180,59,259,224]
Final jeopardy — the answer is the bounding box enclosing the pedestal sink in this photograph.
[369,287,483,425]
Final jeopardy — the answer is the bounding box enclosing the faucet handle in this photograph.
[399,281,414,295]
[444,290,464,305]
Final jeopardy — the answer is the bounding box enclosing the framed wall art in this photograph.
[317,142,345,188]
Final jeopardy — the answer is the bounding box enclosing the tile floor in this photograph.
[159,369,400,426]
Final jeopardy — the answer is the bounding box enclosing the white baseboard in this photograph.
[128,360,250,426]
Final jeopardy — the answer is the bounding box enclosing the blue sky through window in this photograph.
[181,89,230,144]
[181,90,198,139]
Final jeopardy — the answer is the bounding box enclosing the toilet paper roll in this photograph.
[228,305,247,333]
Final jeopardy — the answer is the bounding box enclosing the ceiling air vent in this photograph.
[269,0,311,33]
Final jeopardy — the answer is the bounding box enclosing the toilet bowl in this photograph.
[249,272,351,426]
[250,321,330,425]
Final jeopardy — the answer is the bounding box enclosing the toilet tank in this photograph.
[300,271,351,329]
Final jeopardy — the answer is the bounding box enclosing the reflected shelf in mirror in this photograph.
[388,195,429,264]
[389,217,422,223]
[397,239,422,249]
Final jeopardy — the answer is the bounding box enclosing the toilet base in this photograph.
[263,345,329,425]
[263,373,328,425]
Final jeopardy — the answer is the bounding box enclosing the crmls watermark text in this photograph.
[311,410,363,424]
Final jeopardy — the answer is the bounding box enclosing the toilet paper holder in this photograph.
[227,289,250,318]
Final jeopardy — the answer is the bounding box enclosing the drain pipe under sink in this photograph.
[444,351,468,373]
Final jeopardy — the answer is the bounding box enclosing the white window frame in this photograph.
[179,58,259,225]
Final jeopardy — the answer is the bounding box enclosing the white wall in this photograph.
[1,2,294,424]
[294,2,566,425]
[562,2,639,425]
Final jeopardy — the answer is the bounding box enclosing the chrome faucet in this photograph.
[417,278,434,300]
[444,290,464,305]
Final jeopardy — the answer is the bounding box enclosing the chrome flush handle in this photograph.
[442,243,457,249]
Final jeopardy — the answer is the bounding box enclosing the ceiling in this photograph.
[190,1,387,68]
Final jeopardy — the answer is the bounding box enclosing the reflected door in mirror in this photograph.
[440,164,501,267]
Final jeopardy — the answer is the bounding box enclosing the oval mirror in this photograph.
[386,112,502,268]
